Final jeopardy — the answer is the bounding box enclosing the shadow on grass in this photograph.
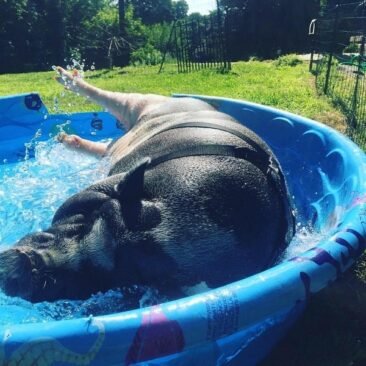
[87,69,113,79]
[259,261,366,366]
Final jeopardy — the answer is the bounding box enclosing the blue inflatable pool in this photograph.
[0,93,365,365]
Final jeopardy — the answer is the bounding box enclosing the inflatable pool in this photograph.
[0,92,365,365]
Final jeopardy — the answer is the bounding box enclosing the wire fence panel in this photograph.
[309,1,366,147]
[173,13,231,73]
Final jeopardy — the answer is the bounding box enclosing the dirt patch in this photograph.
[313,110,347,133]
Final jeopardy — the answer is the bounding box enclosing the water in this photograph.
[0,139,320,326]
[0,139,109,246]
[278,224,327,262]
[0,139,168,325]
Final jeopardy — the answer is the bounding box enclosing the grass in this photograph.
[0,61,365,365]
[0,61,346,131]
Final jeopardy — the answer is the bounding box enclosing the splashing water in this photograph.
[278,224,328,263]
[52,58,98,114]
[0,139,110,246]
[0,138,167,325]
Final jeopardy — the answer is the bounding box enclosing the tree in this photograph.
[119,0,126,35]
[44,0,65,66]
[222,0,322,60]
[129,0,174,24]
[81,2,149,68]
[0,0,27,72]
[63,0,106,59]
[173,0,189,20]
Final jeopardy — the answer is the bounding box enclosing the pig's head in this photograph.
[0,159,164,302]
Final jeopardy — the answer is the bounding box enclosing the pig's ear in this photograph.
[116,158,151,201]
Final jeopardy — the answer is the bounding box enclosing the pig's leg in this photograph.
[57,132,109,157]
[55,67,168,131]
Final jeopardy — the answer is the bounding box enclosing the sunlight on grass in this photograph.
[0,61,346,132]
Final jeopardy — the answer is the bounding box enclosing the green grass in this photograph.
[0,61,346,131]
[1,61,365,365]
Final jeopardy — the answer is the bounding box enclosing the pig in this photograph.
[0,67,295,302]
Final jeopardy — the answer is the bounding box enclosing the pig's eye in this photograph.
[52,191,109,225]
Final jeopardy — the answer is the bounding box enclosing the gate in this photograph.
[171,13,231,73]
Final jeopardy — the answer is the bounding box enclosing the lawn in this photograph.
[0,61,346,131]
[0,60,365,365]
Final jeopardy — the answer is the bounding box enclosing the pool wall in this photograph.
[0,93,365,365]
[0,93,120,163]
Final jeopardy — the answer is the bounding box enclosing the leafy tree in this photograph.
[129,0,188,24]
[0,0,28,72]
[82,3,120,68]
[222,0,321,60]
[173,0,189,20]
[82,2,148,68]
[119,0,126,35]
[145,22,172,51]
[63,0,107,60]
[44,0,65,66]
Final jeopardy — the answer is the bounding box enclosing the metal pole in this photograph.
[174,23,182,73]
[324,6,339,94]
[223,7,231,70]
[158,21,176,74]
[308,19,317,72]
[216,0,223,69]
[351,36,365,128]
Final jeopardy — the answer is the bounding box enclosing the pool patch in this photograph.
[24,94,43,111]
[126,306,185,364]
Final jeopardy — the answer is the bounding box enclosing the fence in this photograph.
[160,11,231,73]
[309,1,366,147]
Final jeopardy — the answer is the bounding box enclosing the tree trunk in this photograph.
[116,0,129,67]
[119,0,126,37]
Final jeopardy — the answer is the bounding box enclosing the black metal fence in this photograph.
[309,1,366,147]
[170,13,231,73]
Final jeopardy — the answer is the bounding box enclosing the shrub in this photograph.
[343,43,359,54]
[130,44,163,66]
[273,54,303,67]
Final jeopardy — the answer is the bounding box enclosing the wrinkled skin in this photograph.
[0,71,295,302]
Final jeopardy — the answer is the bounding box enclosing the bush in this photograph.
[273,54,303,67]
[130,44,163,66]
[343,43,359,54]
